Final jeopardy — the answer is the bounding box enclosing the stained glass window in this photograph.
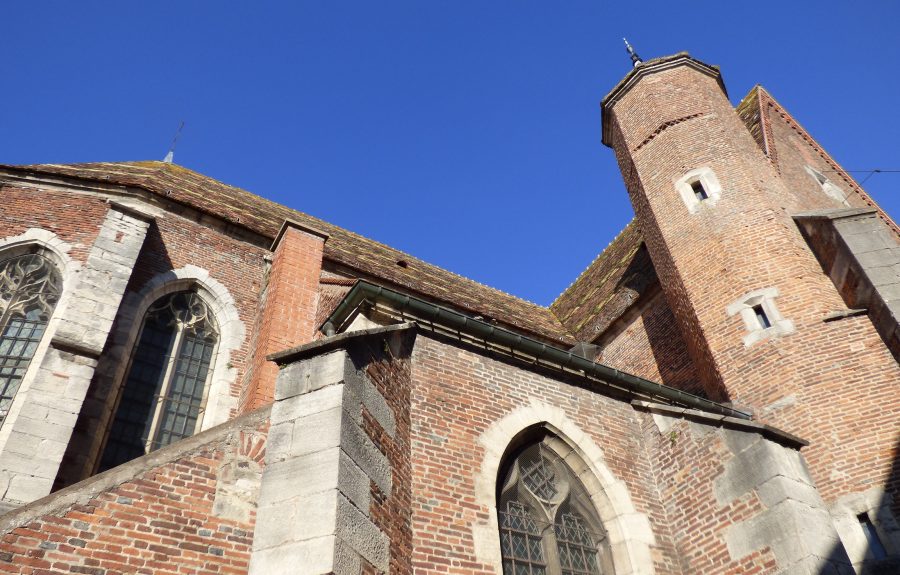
[99,291,217,471]
[0,253,62,426]
[498,436,614,575]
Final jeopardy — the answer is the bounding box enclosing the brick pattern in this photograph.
[0,420,267,575]
[241,226,325,412]
[0,186,107,265]
[605,61,900,509]
[53,196,267,489]
[600,291,703,397]
[357,339,412,575]
[408,335,682,575]
[640,414,778,574]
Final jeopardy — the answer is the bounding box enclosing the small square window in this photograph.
[752,304,771,329]
[691,180,708,201]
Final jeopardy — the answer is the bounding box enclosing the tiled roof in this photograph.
[550,220,657,342]
[2,161,575,345]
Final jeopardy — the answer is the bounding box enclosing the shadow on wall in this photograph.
[53,222,175,490]
[819,435,900,574]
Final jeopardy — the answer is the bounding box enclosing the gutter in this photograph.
[321,281,752,421]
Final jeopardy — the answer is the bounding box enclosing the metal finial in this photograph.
[163,121,185,164]
[623,38,642,67]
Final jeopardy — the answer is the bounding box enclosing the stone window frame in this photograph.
[498,433,615,575]
[830,488,900,572]
[98,289,221,470]
[0,229,77,447]
[89,266,245,474]
[675,167,722,214]
[472,400,657,575]
[726,287,795,348]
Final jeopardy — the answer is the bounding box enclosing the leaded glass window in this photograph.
[0,253,62,425]
[498,435,614,575]
[99,291,217,471]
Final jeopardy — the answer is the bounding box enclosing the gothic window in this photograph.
[498,434,614,575]
[0,252,62,425]
[99,290,218,471]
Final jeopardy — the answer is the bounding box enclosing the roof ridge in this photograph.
[549,219,638,309]
[8,160,562,326]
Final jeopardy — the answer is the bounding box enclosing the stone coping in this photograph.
[268,323,416,365]
[631,400,809,449]
[792,207,878,221]
[270,219,330,251]
[0,406,271,532]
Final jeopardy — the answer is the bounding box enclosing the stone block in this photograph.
[248,535,336,575]
[340,411,391,495]
[338,450,371,514]
[346,371,396,438]
[271,383,344,426]
[289,406,344,458]
[4,473,54,504]
[255,489,339,550]
[275,350,348,401]
[257,447,341,507]
[336,492,389,572]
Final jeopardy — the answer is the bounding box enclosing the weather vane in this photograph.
[624,38,642,68]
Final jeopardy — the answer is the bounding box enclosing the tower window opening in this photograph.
[691,180,708,201]
[752,304,771,329]
[857,513,888,560]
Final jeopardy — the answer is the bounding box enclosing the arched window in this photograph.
[0,252,62,425]
[99,290,218,471]
[498,433,615,575]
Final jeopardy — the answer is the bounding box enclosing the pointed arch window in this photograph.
[498,434,615,575]
[99,290,218,471]
[0,253,62,425]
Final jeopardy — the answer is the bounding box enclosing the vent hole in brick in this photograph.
[397,259,409,268]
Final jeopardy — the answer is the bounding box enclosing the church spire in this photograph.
[623,38,642,67]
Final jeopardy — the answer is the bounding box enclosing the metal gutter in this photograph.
[321,281,752,420]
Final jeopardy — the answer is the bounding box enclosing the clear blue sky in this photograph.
[4,2,899,306]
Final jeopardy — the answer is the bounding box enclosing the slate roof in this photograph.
[549,220,656,342]
[1,161,575,345]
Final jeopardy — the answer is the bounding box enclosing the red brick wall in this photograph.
[605,61,900,507]
[241,226,325,412]
[638,414,779,574]
[354,335,413,575]
[600,291,704,397]
[408,334,683,575]
[0,186,108,264]
[53,190,270,487]
[0,416,268,575]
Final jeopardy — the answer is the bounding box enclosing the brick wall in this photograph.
[0,409,268,575]
[408,333,682,575]
[604,59,900,509]
[600,290,703,397]
[0,186,107,264]
[50,190,269,488]
[354,336,413,575]
[241,225,326,412]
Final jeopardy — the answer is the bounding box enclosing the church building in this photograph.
[0,51,897,574]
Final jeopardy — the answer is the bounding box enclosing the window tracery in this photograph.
[0,253,62,424]
[498,435,614,575]
[99,290,218,470]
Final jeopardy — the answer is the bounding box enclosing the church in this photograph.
[0,50,897,574]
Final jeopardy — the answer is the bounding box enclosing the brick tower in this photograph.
[600,53,900,508]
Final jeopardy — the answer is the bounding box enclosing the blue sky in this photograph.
[4,2,899,306]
